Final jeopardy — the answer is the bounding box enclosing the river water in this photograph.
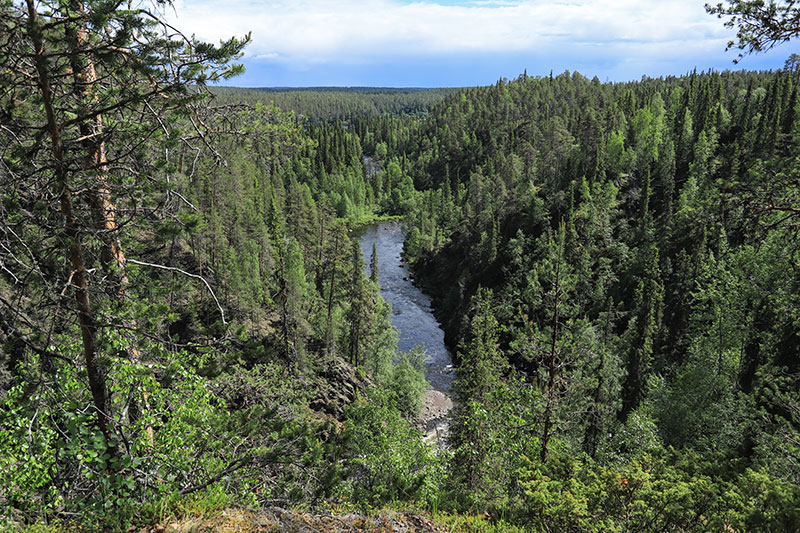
[355,220,455,393]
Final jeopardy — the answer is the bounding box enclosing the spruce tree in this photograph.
[370,242,379,283]
[449,288,507,499]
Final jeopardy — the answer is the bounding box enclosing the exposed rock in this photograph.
[309,357,371,419]
[417,389,453,446]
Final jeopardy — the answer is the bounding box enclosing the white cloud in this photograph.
[166,0,733,67]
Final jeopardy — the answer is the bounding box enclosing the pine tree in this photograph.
[280,238,313,369]
[518,222,578,462]
[619,239,663,421]
[0,0,246,447]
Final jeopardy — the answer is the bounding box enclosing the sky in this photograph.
[166,0,799,87]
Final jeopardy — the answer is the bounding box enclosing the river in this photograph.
[354,220,455,393]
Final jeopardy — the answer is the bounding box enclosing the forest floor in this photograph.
[136,507,448,532]
[135,506,526,533]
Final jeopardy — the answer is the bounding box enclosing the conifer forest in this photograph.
[1,1,799,531]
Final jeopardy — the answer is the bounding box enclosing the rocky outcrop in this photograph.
[310,357,371,419]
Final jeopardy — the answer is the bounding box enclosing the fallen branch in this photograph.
[179,456,251,495]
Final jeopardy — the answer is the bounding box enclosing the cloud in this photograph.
[167,0,732,68]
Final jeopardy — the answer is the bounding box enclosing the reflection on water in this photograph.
[355,221,454,393]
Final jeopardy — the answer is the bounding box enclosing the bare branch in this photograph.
[126,258,226,324]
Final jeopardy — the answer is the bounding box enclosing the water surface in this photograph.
[355,220,454,392]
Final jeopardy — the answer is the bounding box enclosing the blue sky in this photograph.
[168,0,798,87]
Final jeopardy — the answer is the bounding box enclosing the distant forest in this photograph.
[212,86,456,122]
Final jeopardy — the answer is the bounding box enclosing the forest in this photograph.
[212,86,455,123]
[1,0,799,531]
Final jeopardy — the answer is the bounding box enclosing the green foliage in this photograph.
[3,0,800,526]
[516,449,800,531]
[0,343,214,528]
[448,290,542,511]
[340,391,446,508]
[0,340,342,530]
[212,86,454,123]
[387,347,429,416]
[369,242,379,283]
[706,1,800,61]
[429,511,526,533]
[384,68,800,527]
